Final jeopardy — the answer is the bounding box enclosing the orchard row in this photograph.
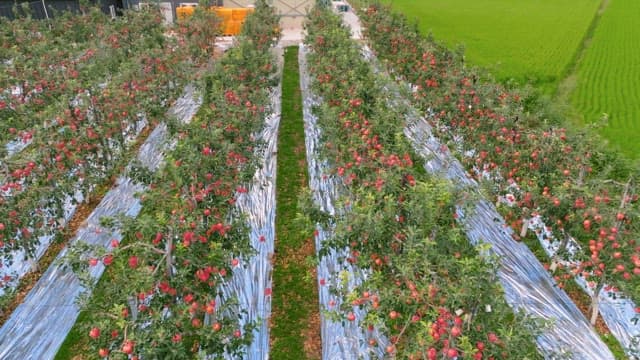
[299,5,541,359]
[360,3,640,327]
[62,3,281,359]
[0,7,219,288]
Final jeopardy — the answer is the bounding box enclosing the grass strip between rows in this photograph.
[270,46,320,360]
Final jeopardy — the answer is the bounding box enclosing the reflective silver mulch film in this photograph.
[218,47,283,360]
[0,85,202,360]
[299,43,389,360]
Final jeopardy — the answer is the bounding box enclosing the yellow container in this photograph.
[176,5,196,20]
[214,8,233,22]
[231,20,242,35]
[231,8,248,21]
[221,20,242,35]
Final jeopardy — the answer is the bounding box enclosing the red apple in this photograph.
[451,326,461,337]
[447,348,458,358]
[128,256,138,269]
[427,348,437,360]
[347,312,356,321]
[488,332,499,343]
[191,318,202,328]
[122,341,134,354]
[153,232,163,245]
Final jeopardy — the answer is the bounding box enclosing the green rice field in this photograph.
[379,0,601,90]
[376,0,640,160]
[570,0,640,159]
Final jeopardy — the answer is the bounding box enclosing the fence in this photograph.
[0,0,120,19]
[1,0,313,22]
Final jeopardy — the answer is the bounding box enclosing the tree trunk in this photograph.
[558,231,570,253]
[29,257,39,273]
[577,166,585,186]
[165,236,173,277]
[590,282,605,326]
[127,295,138,321]
[520,218,530,238]
[550,231,570,272]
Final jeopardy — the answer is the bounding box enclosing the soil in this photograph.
[299,236,322,360]
[564,283,611,335]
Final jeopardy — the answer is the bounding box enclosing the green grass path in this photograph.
[269,46,320,359]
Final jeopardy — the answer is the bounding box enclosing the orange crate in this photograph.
[231,8,249,21]
[222,20,242,35]
[214,8,233,21]
[176,5,196,20]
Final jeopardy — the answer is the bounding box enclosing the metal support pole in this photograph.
[41,0,50,19]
